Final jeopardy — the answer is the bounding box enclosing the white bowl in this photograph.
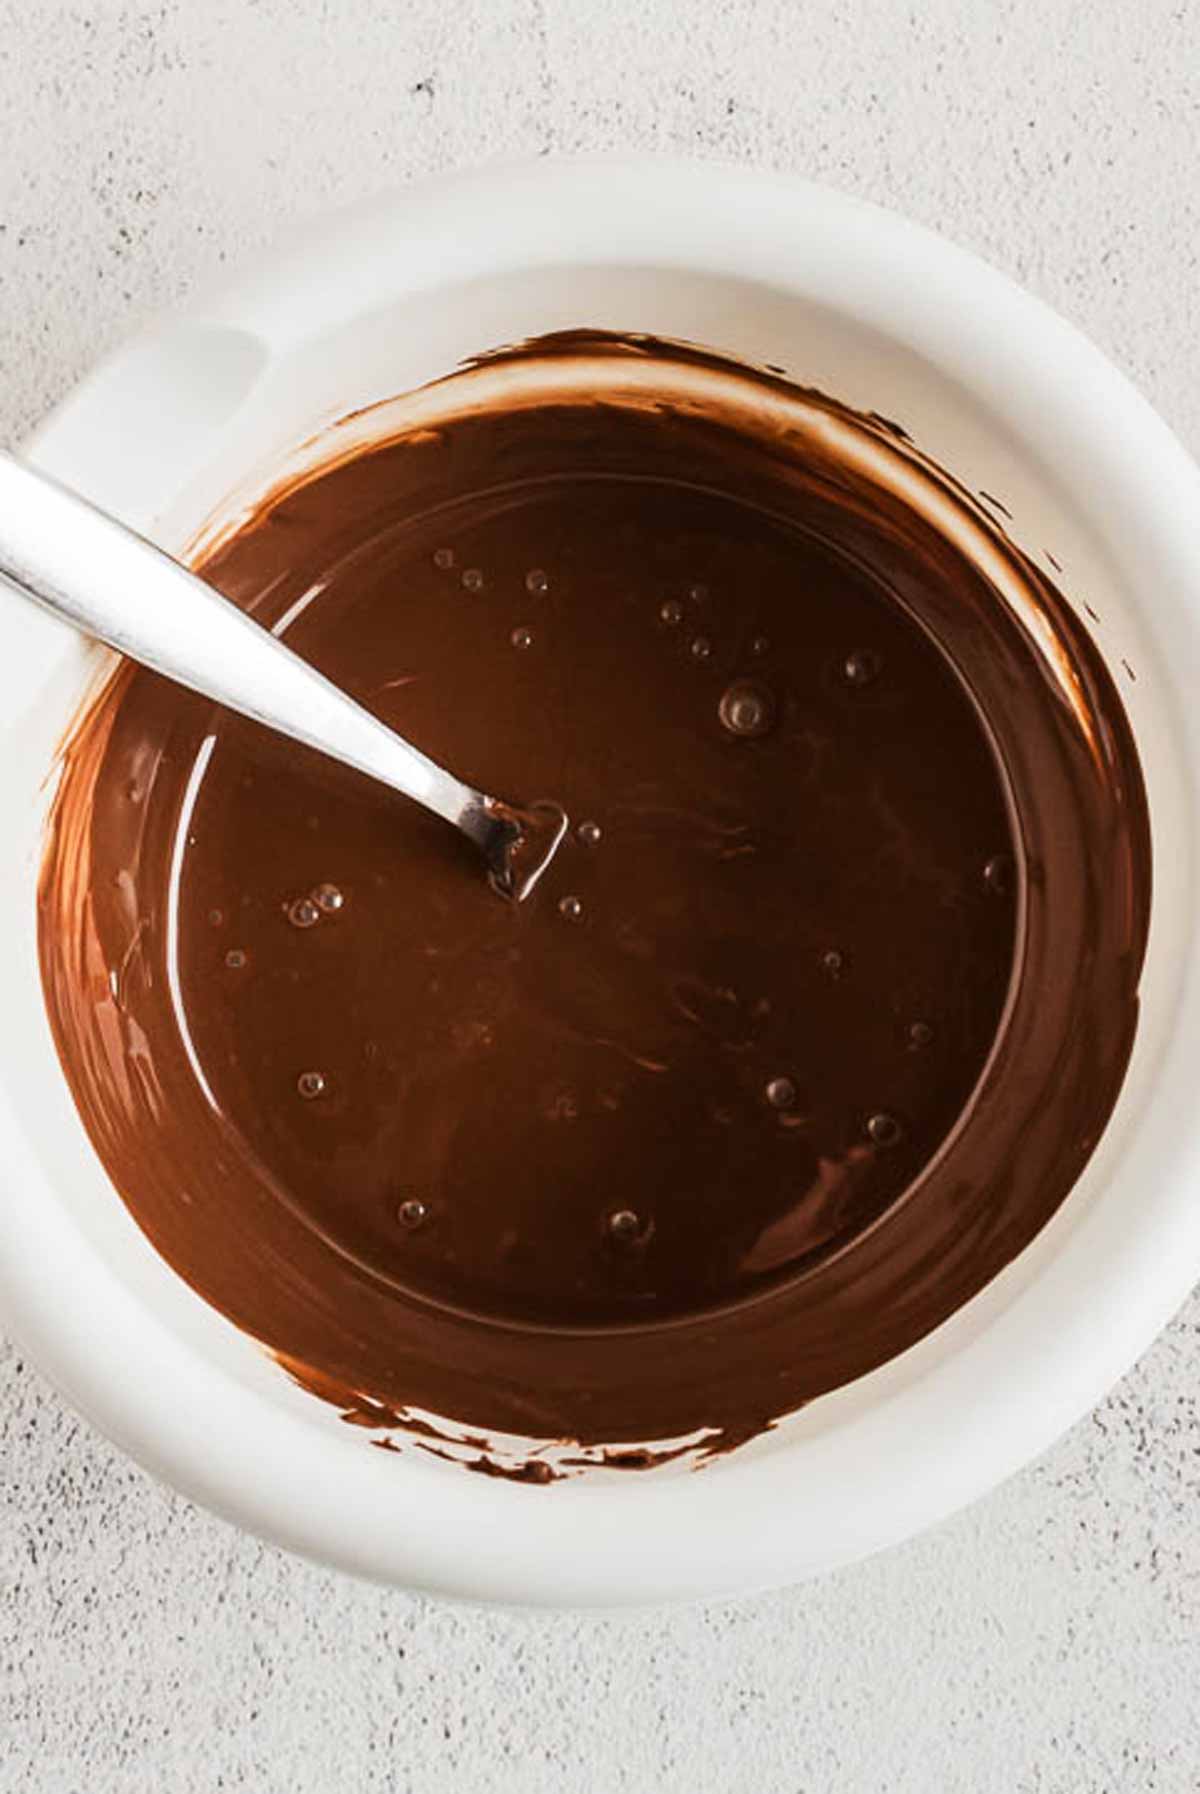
[3,157,1199,1608]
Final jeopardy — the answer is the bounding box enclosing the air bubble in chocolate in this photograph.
[607,1208,642,1241]
[867,1111,903,1146]
[718,678,776,739]
[983,853,1014,897]
[843,648,882,687]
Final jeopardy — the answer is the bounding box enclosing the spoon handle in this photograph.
[0,453,494,840]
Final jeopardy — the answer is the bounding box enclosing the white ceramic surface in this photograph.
[2,157,1199,1608]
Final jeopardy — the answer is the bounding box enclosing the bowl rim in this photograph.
[6,154,1200,1607]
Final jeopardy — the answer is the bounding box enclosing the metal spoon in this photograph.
[0,453,567,900]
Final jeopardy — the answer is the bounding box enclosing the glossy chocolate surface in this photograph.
[38,336,1150,1461]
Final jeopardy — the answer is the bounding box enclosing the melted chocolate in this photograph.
[38,334,1150,1463]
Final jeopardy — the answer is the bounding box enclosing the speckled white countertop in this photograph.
[3,3,1200,1789]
